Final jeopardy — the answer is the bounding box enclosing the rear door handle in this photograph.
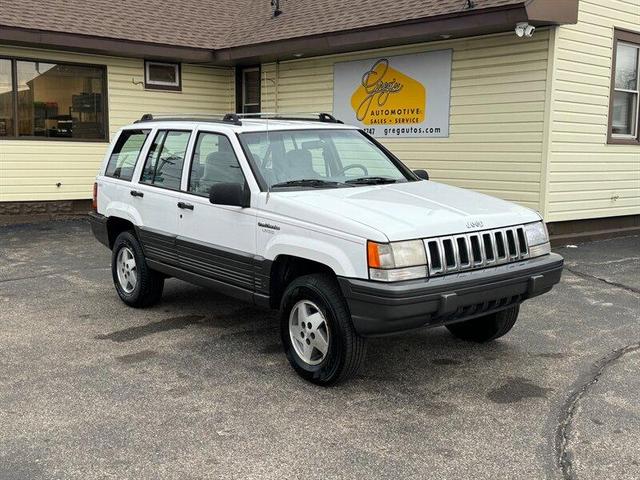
[177,202,194,210]
[130,190,144,198]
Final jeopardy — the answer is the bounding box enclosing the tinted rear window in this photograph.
[105,129,150,180]
[140,130,191,190]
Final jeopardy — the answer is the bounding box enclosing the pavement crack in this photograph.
[564,266,640,295]
[555,342,640,480]
[0,266,109,283]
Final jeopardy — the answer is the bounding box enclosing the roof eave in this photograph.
[0,26,215,63]
[214,1,578,66]
[0,0,578,65]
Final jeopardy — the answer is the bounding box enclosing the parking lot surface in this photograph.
[0,220,638,480]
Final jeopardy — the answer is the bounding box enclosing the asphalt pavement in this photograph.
[0,220,638,480]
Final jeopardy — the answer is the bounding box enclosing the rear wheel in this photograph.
[112,231,164,308]
[446,305,520,342]
[280,274,367,386]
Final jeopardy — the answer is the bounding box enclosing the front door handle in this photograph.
[130,190,144,198]
[177,202,194,210]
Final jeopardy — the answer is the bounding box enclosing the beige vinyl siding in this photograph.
[0,45,234,202]
[261,31,550,211]
[545,0,640,222]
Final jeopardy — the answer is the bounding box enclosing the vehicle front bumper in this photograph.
[338,253,564,336]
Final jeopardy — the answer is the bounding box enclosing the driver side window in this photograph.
[140,130,191,190]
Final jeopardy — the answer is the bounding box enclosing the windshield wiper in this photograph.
[345,176,399,185]
[271,179,352,188]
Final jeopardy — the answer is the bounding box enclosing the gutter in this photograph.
[213,1,579,65]
[0,0,578,65]
[0,25,214,63]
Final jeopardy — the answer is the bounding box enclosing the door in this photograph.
[133,129,192,266]
[176,130,257,292]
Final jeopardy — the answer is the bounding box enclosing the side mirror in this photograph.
[209,183,250,208]
[414,169,429,180]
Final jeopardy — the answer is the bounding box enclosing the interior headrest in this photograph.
[285,149,312,166]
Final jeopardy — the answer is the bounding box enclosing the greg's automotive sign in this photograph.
[333,50,452,138]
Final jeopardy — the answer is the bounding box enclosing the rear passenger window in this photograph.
[140,130,191,190]
[187,132,245,196]
[105,129,150,180]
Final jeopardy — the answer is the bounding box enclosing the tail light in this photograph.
[92,182,98,210]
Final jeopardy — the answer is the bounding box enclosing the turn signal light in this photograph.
[367,241,381,268]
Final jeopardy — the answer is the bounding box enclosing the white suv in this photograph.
[90,113,563,385]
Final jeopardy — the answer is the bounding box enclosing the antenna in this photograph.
[265,113,272,203]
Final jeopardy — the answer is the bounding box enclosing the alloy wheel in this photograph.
[289,300,330,366]
[116,246,138,294]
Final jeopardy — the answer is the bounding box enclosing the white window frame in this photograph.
[144,61,181,91]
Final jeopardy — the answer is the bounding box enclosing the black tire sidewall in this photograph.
[280,280,348,384]
[111,231,146,305]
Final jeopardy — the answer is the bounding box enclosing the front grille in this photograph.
[424,225,529,276]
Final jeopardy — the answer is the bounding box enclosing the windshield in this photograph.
[238,129,412,189]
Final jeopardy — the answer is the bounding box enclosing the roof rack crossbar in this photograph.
[134,112,343,125]
[234,112,343,123]
[134,113,243,125]
[222,113,242,125]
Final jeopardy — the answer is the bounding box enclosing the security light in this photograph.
[515,22,535,38]
[271,0,282,17]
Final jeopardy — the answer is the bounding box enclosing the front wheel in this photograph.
[280,274,367,386]
[446,305,520,342]
[111,231,164,308]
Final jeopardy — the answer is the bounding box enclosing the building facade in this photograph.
[0,0,638,234]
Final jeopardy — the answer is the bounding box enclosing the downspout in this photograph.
[540,25,558,220]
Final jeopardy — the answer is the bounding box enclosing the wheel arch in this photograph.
[106,216,137,249]
[268,255,338,310]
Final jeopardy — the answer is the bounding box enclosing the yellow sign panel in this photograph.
[350,59,426,125]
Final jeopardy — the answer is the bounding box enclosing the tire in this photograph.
[446,305,520,343]
[111,230,164,308]
[280,274,367,386]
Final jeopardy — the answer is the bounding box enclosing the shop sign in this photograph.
[333,50,452,138]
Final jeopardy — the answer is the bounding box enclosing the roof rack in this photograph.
[236,112,343,124]
[134,112,342,126]
[134,113,242,125]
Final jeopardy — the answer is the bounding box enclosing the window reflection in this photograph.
[16,61,105,139]
[0,59,13,137]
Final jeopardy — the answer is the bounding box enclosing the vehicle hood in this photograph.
[266,180,541,241]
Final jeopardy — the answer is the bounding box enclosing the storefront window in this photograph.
[0,57,107,140]
[0,59,13,137]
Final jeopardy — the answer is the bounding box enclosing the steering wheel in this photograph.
[335,164,369,176]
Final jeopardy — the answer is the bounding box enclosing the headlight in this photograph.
[367,240,428,282]
[524,221,551,257]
